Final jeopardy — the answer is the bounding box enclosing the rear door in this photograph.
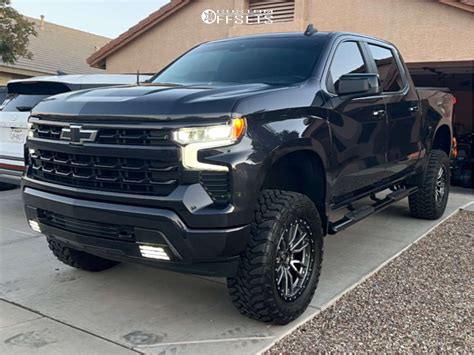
[324,40,389,204]
[366,43,422,180]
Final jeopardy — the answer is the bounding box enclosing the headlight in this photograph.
[172,118,246,145]
[172,118,246,172]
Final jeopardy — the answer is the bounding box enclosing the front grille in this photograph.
[35,124,62,140]
[28,119,232,205]
[38,210,135,241]
[30,149,180,196]
[32,122,173,146]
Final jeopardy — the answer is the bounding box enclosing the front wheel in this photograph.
[227,190,323,325]
[48,238,119,272]
[409,149,450,220]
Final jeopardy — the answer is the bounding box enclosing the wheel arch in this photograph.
[260,149,329,232]
[432,124,452,157]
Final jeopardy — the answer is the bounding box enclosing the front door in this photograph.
[325,41,388,204]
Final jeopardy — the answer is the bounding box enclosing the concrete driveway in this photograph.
[1,187,473,354]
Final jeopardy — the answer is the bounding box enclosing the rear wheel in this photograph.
[48,238,119,272]
[227,190,323,325]
[409,149,450,220]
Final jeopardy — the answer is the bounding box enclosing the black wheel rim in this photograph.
[435,166,447,205]
[275,218,314,301]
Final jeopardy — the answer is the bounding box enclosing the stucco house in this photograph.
[88,0,473,135]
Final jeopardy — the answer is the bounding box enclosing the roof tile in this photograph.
[1,17,110,75]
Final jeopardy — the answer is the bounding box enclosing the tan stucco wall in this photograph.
[0,66,51,85]
[104,0,474,73]
[307,0,474,63]
[0,71,29,85]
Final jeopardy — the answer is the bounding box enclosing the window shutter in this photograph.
[248,0,295,24]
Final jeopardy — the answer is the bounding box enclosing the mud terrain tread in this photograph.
[48,238,119,272]
[409,149,449,220]
[227,190,323,324]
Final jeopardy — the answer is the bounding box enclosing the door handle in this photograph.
[372,109,385,118]
[409,105,419,112]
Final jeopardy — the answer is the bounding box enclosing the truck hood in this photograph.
[32,83,287,121]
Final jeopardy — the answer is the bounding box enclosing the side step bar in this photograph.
[328,187,418,235]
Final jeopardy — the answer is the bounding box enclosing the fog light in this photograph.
[28,220,41,233]
[139,245,170,260]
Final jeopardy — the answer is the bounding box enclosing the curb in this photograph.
[258,200,474,354]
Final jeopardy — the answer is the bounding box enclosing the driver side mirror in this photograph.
[337,73,381,97]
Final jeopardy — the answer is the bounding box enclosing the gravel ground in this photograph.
[268,209,473,353]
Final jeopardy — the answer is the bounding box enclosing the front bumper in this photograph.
[24,187,251,276]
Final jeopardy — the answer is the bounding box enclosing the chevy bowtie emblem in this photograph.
[60,125,98,145]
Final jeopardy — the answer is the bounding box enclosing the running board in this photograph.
[328,187,418,234]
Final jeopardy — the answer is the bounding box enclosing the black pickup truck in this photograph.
[23,29,454,324]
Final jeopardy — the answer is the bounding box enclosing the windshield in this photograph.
[152,37,324,86]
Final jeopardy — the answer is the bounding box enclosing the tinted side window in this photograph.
[368,44,403,92]
[0,94,49,112]
[328,41,367,93]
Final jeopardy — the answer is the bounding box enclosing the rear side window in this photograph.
[0,94,49,112]
[368,44,404,92]
[327,41,367,93]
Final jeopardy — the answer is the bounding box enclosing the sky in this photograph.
[11,0,170,39]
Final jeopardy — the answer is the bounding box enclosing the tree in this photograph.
[0,0,36,64]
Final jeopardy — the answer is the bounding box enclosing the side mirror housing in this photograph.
[337,73,381,97]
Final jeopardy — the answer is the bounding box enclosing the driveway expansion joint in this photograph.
[135,335,275,348]
[0,298,143,354]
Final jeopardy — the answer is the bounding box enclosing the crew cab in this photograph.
[0,74,150,188]
[22,29,453,324]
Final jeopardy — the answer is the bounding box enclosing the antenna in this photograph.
[136,70,140,86]
[304,24,317,36]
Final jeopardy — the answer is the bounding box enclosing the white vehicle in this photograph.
[0,74,150,188]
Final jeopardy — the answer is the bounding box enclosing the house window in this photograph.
[248,0,295,24]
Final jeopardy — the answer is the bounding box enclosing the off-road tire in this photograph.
[227,190,323,325]
[409,149,450,220]
[48,238,119,272]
